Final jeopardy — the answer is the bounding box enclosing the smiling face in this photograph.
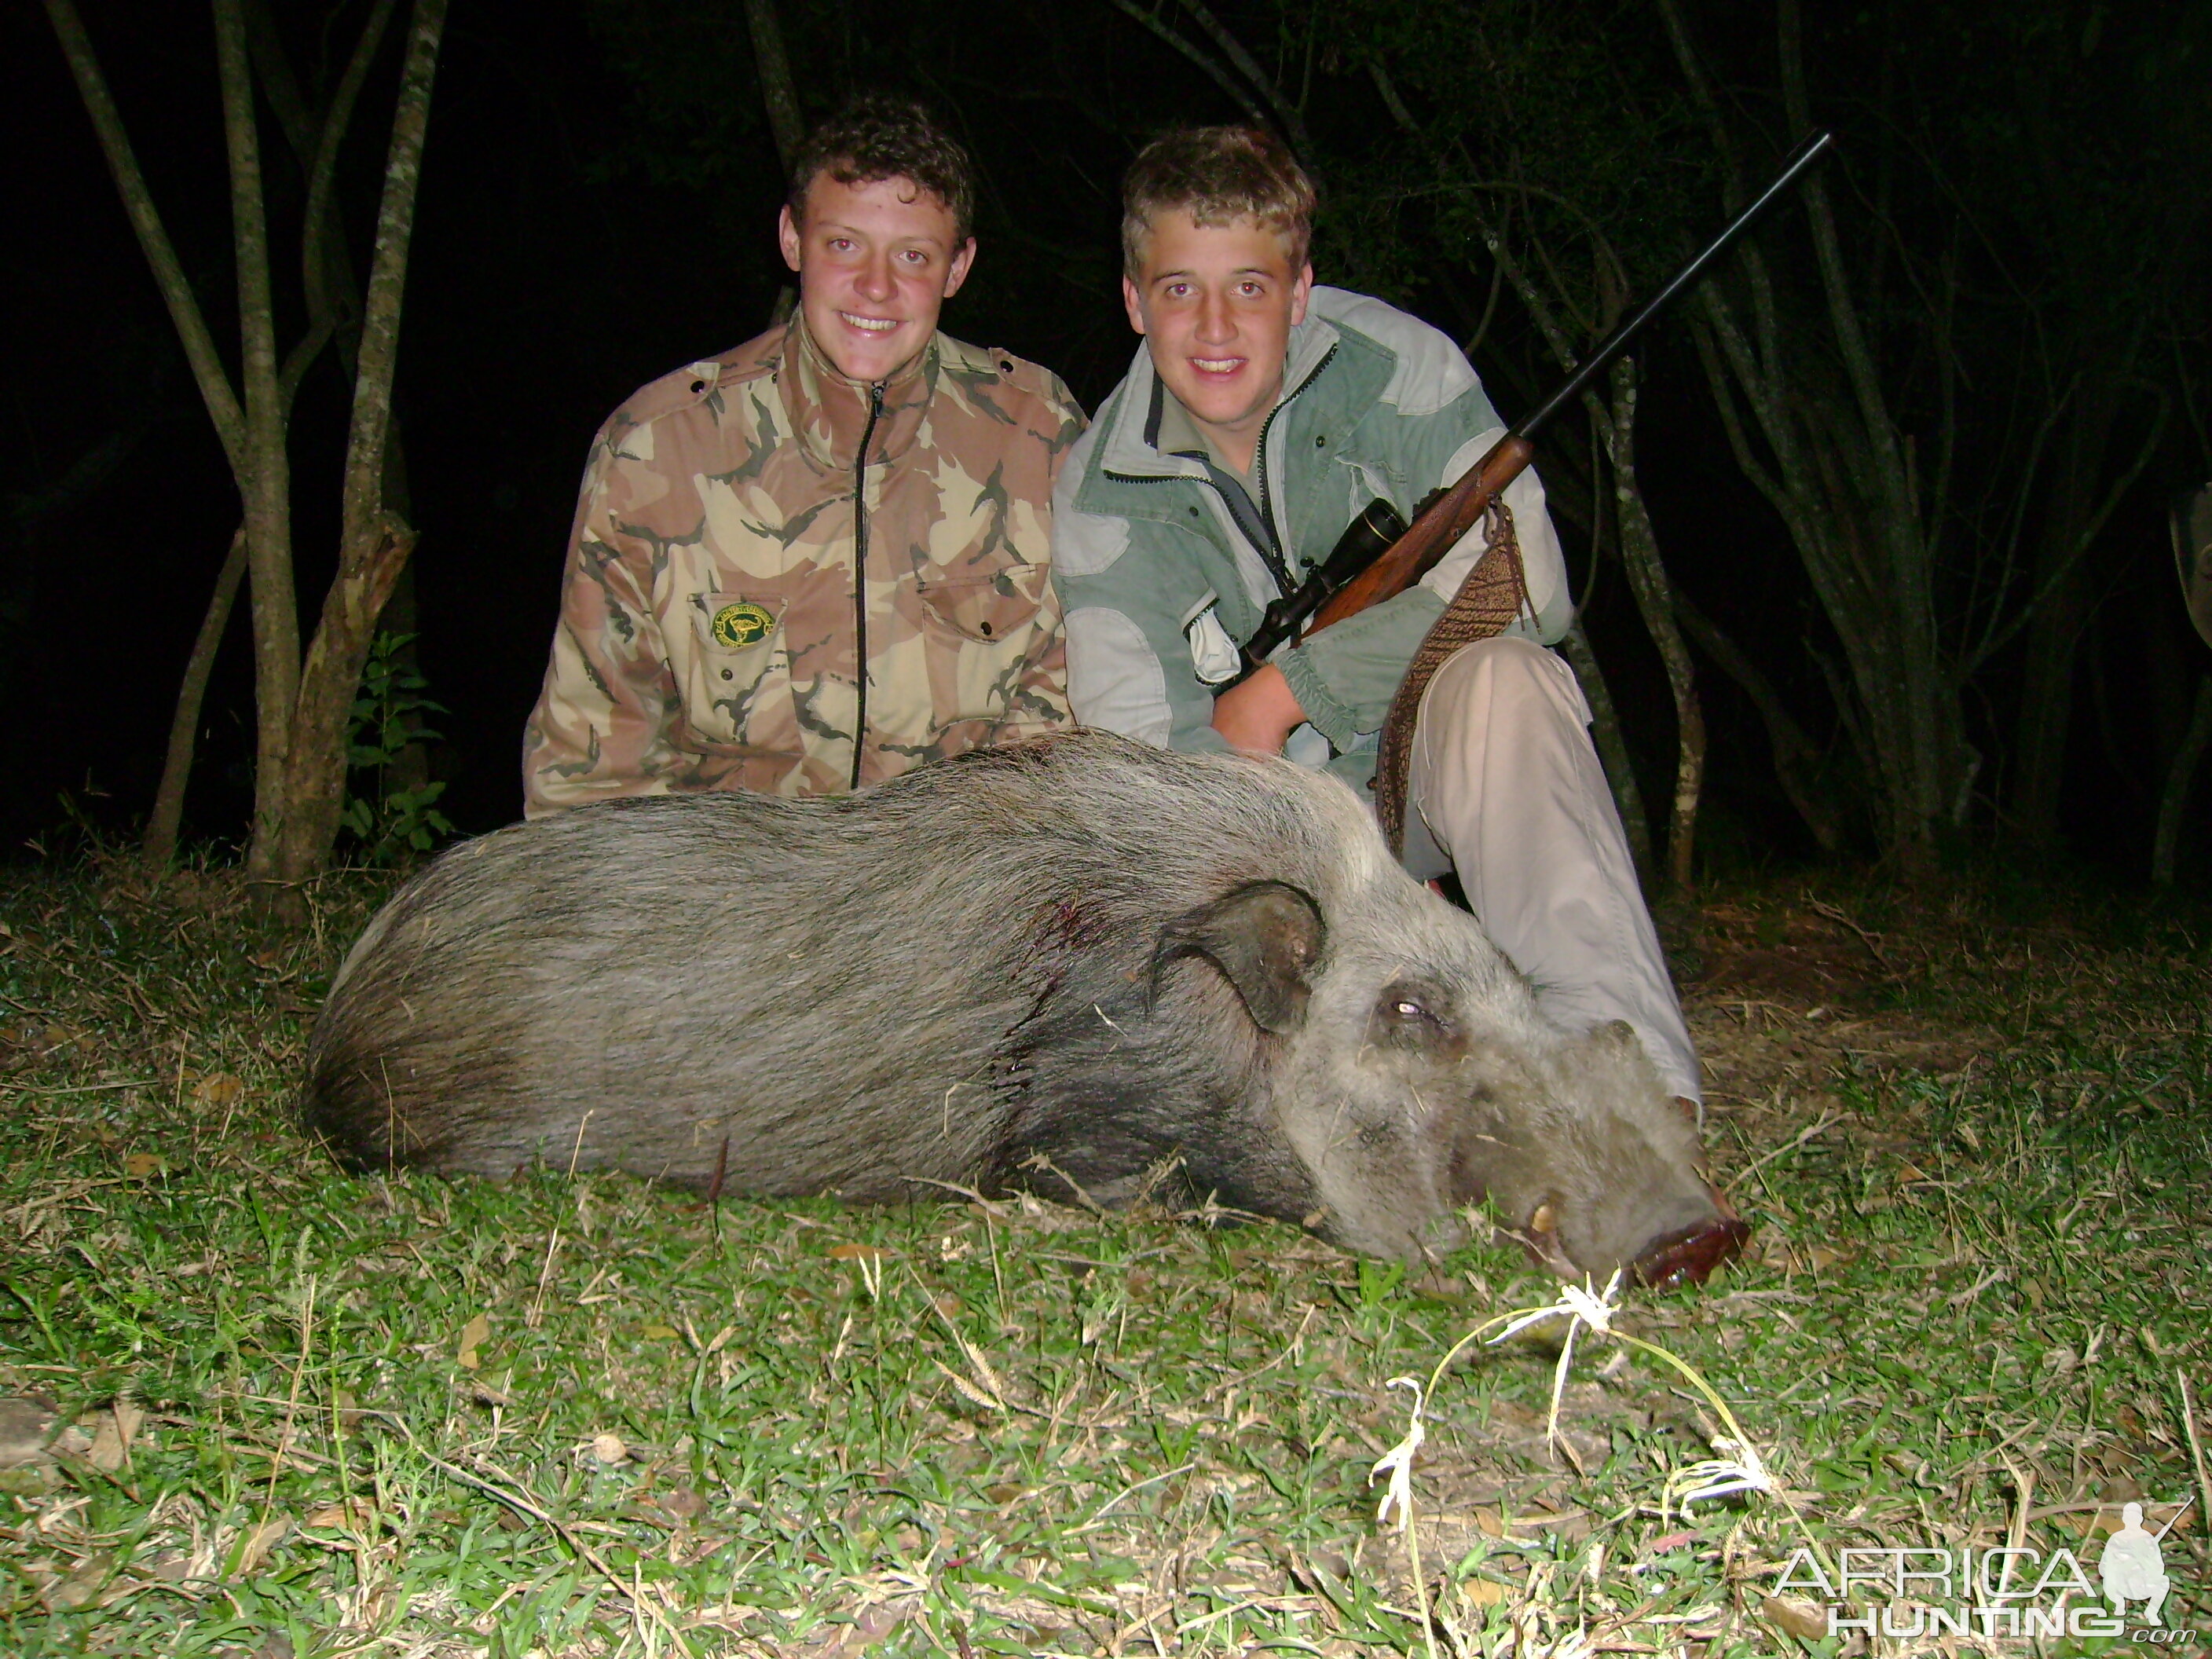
[778,170,976,384]
[1122,210,1313,473]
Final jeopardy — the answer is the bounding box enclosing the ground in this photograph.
[0,855,2207,1656]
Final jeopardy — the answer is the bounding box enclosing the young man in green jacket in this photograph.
[1051,126,1702,1105]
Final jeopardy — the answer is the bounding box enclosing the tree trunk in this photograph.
[213,0,302,879]
[250,0,430,804]
[266,0,446,884]
[742,0,804,169]
[144,527,247,865]
[1602,358,1705,892]
[1559,621,1654,886]
[1672,591,1846,854]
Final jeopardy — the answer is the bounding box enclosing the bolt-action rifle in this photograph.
[1222,130,1835,688]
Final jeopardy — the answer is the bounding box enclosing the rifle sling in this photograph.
[1371,500,1529,855]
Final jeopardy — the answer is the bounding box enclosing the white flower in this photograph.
[1369,1376,1426,1531]
[1664,1437,1776,1512]
[1485,1272,1623,1345]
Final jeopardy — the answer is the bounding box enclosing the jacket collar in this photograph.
[778,315,933,470]
[1094,305,1344,482]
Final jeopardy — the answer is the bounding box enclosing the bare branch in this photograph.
[302,0,401,343]
[1181,0,1310,156]
[1109,0,1273,134]
[1965,389,2174,675]
[144,527,247,865]
[42,0,247,478]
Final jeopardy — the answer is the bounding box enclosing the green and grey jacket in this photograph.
[1052,287,1570,786]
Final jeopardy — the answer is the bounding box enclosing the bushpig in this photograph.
[302,731,1745,1285]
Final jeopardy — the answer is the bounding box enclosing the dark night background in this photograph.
[6,0,2209,885]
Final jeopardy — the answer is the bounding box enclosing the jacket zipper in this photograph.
[1251,342,1335,577]
[1102,342,1338,594]
[850,380,885,790]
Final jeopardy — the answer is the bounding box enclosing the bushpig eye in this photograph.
[1368,980,1457,1051]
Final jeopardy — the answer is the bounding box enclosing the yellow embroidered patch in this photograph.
[710,602,775,648]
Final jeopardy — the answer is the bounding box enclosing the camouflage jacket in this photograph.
[523,318,1084,812]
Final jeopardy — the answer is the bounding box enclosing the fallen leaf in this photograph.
[1760,1595,1829,1639]
[45,1551,115,1612]
[653,1485,706,1521]
[456,1312,491,1371]
[87,1400,143,1474]
[192,1072,245,1106]
[803,1603,910,1656]
[232,1514,293,1577]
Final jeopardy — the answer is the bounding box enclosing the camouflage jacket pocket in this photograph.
[914,560,1049,645]
[679,591,789,748]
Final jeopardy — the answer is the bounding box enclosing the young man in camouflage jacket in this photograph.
[1052,127,1701,1105]
[523,100,1082,811]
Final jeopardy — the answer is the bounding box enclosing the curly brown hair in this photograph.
[1121,126,1315,276]
[788,97,977,244]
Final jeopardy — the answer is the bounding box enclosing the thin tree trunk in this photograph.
[145,527,247,864]
[2006,401,2108,851]
[268,0,445,883]
[251,0,429,802]
[2152,677,2212,887]
[1603,357,1705,892]
[141,313,334,865]
[742,0,804,169]
[1559,621,1654,886]
[1672,591,1847,854]
[213,0,301,879]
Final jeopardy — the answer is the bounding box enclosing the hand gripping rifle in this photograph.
[1225,130,1835,685]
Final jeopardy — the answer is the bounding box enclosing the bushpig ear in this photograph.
[1151,881,1326,1035]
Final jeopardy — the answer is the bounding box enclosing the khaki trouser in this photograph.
[1397,636,1703,1104]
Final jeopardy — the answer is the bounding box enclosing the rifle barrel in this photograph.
[1516,129,1833,441]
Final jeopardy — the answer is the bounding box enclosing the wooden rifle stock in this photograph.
[1307,434,1533,632]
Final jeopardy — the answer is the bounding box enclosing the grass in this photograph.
[0,851,2207,1656]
